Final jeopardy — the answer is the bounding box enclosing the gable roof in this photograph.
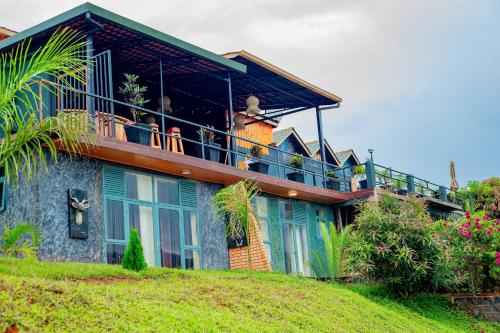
[0,27,16,41]
[0,3,246,74]
[305,140,341,166]
[272,127,312,157]
[223,50,342,107]
[335,149,360,165]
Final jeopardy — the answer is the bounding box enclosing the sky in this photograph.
[1,0,499,186]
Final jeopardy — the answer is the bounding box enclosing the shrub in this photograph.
[0,222,41,260]
[288,154,303,169]
[347,195,457,296]
[122,228,147,271]
[438,210,499,293]
[310,222,351,280]
[459,178,500,218]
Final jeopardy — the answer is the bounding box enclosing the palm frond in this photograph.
[0,28,95,185]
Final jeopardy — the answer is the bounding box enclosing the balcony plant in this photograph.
[213,179,260,269]
[248,144,269,174]
[287,154,305,183]
[325,170,341,191]
[353,165,367,189]
[118,73,152,146]
[195,125,221,162]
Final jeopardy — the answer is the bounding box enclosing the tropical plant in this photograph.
[288,154,303,169]
[0,28,95,185]
[122,228,147,271]
[197,125,217,144]
[213,179,260,269]
[352,164,366,178]
[459,178,500,218]
[118,73,150,123]
[326,169,339,179]
[0,222,41,260]
[310,222,352,280]
[347,195,459,296]
[249,144,263,159]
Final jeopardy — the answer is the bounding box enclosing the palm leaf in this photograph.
[0,27,95,185]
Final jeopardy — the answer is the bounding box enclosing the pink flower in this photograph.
[465,212,471,219]
[464,231,472,238]
[483,215,490,221]
[495,218,500,225]
[486,227,493,236]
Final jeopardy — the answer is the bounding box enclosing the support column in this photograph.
[406,175,416,193]
[315,106,327,187]
[365,160,376,189]
[227,73,235,166]
[159,58,166,150]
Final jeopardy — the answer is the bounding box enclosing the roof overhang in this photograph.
[223,50,342,108]
[0,2,246,74]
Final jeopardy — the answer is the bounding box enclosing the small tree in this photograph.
[122,228,147,271]
[310,222,351,280]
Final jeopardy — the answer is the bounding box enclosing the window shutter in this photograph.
[180,180,197,208]
[103,165,125,197]
[267,197,284,272]
[292,201,307,223]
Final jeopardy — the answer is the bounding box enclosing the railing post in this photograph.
[227,73,234,166]
[86,31,95,116]
[365,161,376,189]
[200,126,205,160]
[439,186,447,201]
[159,57,166,150]
[406,174,415,193]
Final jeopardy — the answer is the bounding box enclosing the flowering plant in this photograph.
[453,210,500,293]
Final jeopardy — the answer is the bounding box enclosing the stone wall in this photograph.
[197,182,229,270]
[0,153,104,262]
[451,295,500,322]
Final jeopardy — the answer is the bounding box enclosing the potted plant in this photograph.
[118,73,151,145]
[353,165,367,189]
[195,125,221,162]
[287,154,305,183]
[325,170,341,191]
[248,145,269,174]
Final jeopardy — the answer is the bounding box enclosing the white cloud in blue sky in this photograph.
[2,0,499,186]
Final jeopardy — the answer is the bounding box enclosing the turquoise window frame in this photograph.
[103,169,201,269]
[277,199,312,275]
[314,207,327,239]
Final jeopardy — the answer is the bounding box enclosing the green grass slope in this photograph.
[0,258,497,332]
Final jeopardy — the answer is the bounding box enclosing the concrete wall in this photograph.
[0,153,104,262]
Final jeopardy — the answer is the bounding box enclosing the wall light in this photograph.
[181,169,192,175]
[288,190,298,197]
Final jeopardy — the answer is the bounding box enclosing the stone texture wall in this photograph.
[0,153,104,262]
[197,182,229,270]
[229,216,271,271]
[451,295,500,322]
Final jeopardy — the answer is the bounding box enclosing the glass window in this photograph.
[158,208,181,268]
[0,167,5,212]
[106,243,125,264]
[106,199,125,240]
[256,197,268,218]
[129,204,155,267]
[183,211,198,246]
[279,201,293,220]
[156,178,179,205]
[259,219,270,242]
[316,208,326,238]
[185,249,200,269]
[126,173,153,201]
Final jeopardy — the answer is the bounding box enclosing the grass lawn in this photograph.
[0,257,497,332]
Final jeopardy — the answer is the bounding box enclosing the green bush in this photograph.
[310,222,351,280]
[459,178,500,218]
[0,222,41,260]
[122,229,147,272]
[347,195,459,296]
[435,210,499,293]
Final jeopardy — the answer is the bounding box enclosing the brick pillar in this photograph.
[228,216,272,271]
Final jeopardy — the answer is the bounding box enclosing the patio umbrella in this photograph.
[450,161,459,191]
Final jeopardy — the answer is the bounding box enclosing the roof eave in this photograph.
[0,2,246,74]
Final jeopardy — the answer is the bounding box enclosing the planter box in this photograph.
[196,143,221,162]
[287,172,305,183]
[248,161,269,174]
[358,179,368,189]
[125,123,152,146]
[326,179,341,191]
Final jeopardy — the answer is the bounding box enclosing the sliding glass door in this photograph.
[282,223,311,276]
[129,203,155,267]
[158,208,182,268]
